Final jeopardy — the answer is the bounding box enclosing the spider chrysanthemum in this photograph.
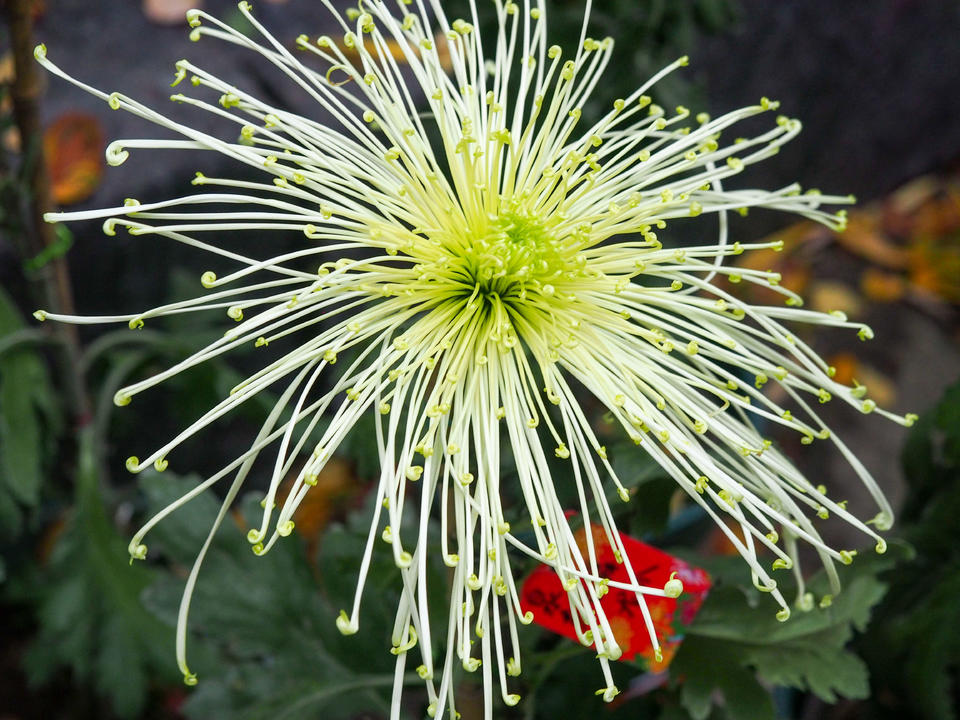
[36,0,914,714]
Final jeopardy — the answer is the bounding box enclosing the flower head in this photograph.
[36,1,913,713]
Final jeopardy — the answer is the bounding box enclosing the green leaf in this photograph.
[745,627,869,702]
[138,473,432,720]
[525,644,666,720]
[688,560,892,646]
[901,568,960,719]
[674,636,774,720]
[0,286,59,524]
[695,0,737,31]
[0,348,44,505]
[900,379,960,522]
[0,483,23,539]
[627,473,677,536]
[858,378,960,720]
[24,429,175,718]
[96,613,152,716]
[670,544,900,718]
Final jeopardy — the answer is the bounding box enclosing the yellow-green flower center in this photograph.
[457,211,577,297]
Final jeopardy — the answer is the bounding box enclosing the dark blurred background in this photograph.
[1,1,958,719]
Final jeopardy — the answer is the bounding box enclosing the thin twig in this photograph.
[5,0,92,429]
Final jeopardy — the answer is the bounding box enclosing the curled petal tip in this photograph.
[663,571,684,598]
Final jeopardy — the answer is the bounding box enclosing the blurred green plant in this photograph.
[21,428,176,718]
[669,546,903,720]
[547,0,738,112]
[856,379,960,720]
[138,471,448,720]
[0,286,61,543]
[119,441,900,720]
[0,325,917,720]
[2,284,906,720]
[1,269,281,718]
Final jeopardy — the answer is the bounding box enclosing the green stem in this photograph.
[79,328,166,375]
[523,644,590,720]
[274,672,421,720]
[4,0,91,431]
[0,327,62,357]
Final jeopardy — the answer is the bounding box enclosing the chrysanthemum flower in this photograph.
[36,0,914,714]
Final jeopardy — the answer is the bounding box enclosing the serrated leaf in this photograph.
[674,636,774,720]
[747,627,869,703]
[688,553,894,645]
[856,379,960,720]
[24,429,174,718]
[0,351,44,504]
[0,286,59,518]
[670,545,897,717]
[96,613,151,717]
[139,473,416,720]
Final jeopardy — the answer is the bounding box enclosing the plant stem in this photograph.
[4,0,92,430]
[0,326,60,357]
